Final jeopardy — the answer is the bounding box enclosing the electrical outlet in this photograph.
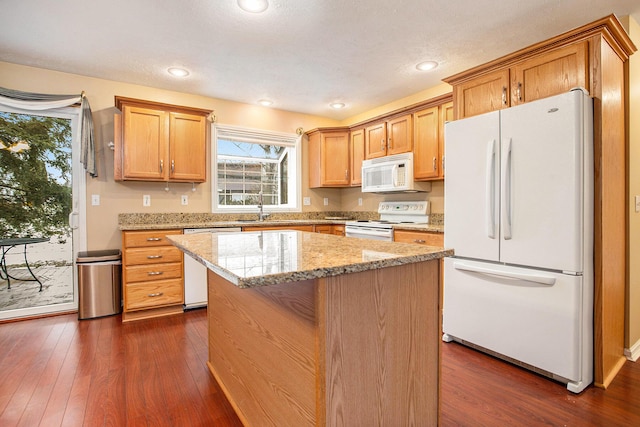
[636,195,640,213]
[181,195,188,206]
[303,197,311,206]
[358,197,363,206]
[323,197,329,206]
[91,194,100,206]
[143,195,151,207]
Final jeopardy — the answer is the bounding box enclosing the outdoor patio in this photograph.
[0,264,73,311]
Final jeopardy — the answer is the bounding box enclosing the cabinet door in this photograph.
[364,122,387,159]
[321,132,350,186]
[413,107,439,180]
[387,114,412,155]
[122,106,168,180]
[169,112,206,182]
[439,102,453,178]
[454,69,510,119]
[350,129,364,186]
[511,41,588,106]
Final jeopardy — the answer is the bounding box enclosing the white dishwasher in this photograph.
[183,227,241,309]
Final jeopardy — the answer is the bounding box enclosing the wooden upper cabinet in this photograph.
[114,97,210,182]
[307,128,350,188]
[413,102,453,181]
[439,102,453,179]
[387,114,412,155]
[122,106,168,180]
[451,41,589,119]
[364,122,387,159]
[453,69,510,119]
[364,114,412,159]
[350,129,365,186]
[511,41,589,105]
[413,106,439,180]
[169,112,206,181]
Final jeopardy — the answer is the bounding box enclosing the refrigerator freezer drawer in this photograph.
[443,258,592,384]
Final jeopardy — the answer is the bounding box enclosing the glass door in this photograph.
[0,106,86,320]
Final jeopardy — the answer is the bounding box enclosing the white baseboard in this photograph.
[625,339,640,362]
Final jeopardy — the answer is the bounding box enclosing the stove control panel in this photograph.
[378,201,430,215]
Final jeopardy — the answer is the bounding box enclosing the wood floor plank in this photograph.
[1,309,638,426]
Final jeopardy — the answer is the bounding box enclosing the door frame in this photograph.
[0,105,87,320]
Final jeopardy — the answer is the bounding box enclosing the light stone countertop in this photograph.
[167,230,452,288]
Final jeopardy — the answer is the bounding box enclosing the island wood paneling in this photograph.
[206,260,440,426]
[207,272,317,426]
[317,261,440,426]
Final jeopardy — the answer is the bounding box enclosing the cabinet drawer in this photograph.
[123,229,182,248]
[124,279,184,311]
[125,262,183,283]
[394,230,444,246]
[125,246,182,265]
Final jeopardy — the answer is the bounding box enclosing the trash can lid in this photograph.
[76,249,122,263]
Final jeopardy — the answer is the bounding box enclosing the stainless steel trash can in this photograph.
[77,250,122,320]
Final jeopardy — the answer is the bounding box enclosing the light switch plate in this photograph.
[91,194,100,206]
[181,195,188,206]
[143,195,151,207]
[636,195,640,213]
[358,197,363,206]
[323,197,329,206]
[303,197,311,206]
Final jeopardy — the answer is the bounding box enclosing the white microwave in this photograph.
[361,152,431,193]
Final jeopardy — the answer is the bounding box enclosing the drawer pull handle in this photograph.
[147,255,163,259]
[146,237,162,241]
[414,239,426,244]
[148,292,164,297]
[147,271,164,276]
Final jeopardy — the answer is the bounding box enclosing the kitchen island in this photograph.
[168,230,451,426]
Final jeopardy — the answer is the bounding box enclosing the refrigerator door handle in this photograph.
[485,139,497,239]
[502,138,513,240]
[453,261,557,286]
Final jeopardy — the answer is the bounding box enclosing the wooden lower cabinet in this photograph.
[314,224,345,236]
[393,230,444,246]
[122,229,184,322]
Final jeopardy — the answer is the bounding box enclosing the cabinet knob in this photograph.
[171,159,175,173]
[517,82,522,101]
[147,271,164,276]
[147,255,163,259]
[414,239,426,244]
[345,169,348,179]
[380,139,385,151]
[160,159,164,173]
[433,157,437,171]
[148,292,164,297]
[388,137,392,149]
[146,237,162,241]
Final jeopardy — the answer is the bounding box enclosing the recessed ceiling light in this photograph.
[237,0,269,13]
[416,61,438,71]
[330,102,345,109]
[167,67,190,77]
[258,99,273,107]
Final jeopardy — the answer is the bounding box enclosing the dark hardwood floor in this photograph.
[1,309,638,426]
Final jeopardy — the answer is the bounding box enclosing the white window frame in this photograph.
[212,123,301,213]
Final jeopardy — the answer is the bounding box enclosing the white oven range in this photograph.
[345,201,430,241]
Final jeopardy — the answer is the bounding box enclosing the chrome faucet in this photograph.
[257,191,270,221]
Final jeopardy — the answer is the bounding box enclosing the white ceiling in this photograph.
[1,0,639,121]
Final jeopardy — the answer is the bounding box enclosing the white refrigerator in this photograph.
[443,89,593,393]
